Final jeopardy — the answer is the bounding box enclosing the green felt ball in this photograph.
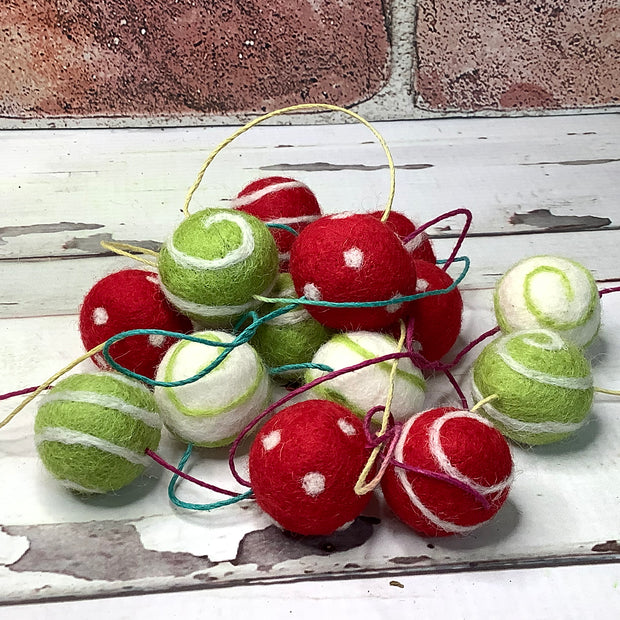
[251,273,331,380]
[158,208,279,327]
[35,372,162,494]
[472,329,593,445]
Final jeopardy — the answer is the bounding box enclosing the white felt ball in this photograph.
[154,331,271,447]
[305,331,426,422]
[494,255,600,348]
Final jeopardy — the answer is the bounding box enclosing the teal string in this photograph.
[267,223,298,236]
[270,362,334,375]
[256,255,470,309]
[168,444,253,511]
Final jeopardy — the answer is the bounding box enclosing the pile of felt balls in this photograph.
[26,173,607,539]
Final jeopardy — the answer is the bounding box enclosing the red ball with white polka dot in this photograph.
[232,176,322,270]
[288,213,418,331]
[249,399,374,536]
[79,269,193,379]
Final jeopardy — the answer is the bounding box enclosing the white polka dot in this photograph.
[330,211,355,220]
[301,472,325,497]
[416,278,430,293]
[343,247,364,270]
[92,307,109,325]
[385,294,403,314]
[262,430,281,451]
[146,274,159,285]
[337,418,357,436]
[303,283,322,301]
[148,334,166,348]
[93,352,110,369]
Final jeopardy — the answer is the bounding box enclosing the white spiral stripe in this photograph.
[59,479,107,494]
[231,180,311,208]
[394,413,481,535]
[160,279,276,317]
[41,391,161,429]
[266,308,310,326]
[166,211,255,271]
[496,330,593,390]
[471,381,588,434]
[428,410,513,496]
[35,427,151,466]
[268,214,320,226]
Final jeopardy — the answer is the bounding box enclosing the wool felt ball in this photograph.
[368,210,436,264]
[471,329,594,445]
[249,399,373,536]
[305,331,426,422]
[289,213,418,331]
[381,407,513,537]
[158,208,279,327]
[79,269,193,379]
[154,330,271,447]
[232,176,322,270]
[494,255,600,348]
[251,273,331,381]
[34,372,161,494]
[402,259,463,361]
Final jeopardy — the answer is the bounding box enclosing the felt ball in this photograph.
[494,255,600,348]
[405,259,463,361]
[158,208,279,327]
[154,331,271,447]
[249,399,373,536]
[305,331,426,422]
[34,372,162,494]
[471,329,594,445]
[251,273,332,381]
[369,210,436,264]
[381,407,513,536]
[79,269,193,379]
[289,213,417,330]
[232,176,322,270]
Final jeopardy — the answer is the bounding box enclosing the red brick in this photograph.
[0,0,389,118]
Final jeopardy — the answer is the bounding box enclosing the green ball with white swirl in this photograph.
[158,208,279,327]
[472,329,593,445]
[494,255,600,348]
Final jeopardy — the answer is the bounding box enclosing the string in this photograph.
[167,444,252,511]
[100,240,159,268]
[181,103,396,222]
[471,393,499,412]
[599,286,620,296]
[0,343,105,430]
[354,321,407,495]
[593,386,620,396]
[267,223,298,236]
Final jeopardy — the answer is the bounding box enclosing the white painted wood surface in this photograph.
[0,115,619,613]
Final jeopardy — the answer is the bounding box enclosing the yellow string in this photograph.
[354,321,406,496]
[470,393,499,412]
[0,344,106,430]
[182,103,396,222]
[594,386,620,396]
[100,241,159,268]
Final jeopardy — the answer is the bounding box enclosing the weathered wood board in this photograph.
[0,115,619,604]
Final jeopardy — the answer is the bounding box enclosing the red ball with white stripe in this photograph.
[381,407,513,537]
[368,210,436,264]
[289,213,418,331]
[249,399,373,536]
[79,269,193,379]
[232,176,322,270]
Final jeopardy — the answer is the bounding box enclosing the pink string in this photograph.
[403,208,473,271]
[0,385,48,401]
[600,286,620,296]
[145,449,244,498]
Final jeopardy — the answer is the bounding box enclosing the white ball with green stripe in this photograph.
[35,372,162,494]
[472,329,594,445]
[154,331,271,447]
[494,255,600,348]
[305,331,426,422]
[158,208,279,328]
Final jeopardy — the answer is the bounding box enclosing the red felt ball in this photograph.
[368,210,436,264]
[249,399,373,536]
[232,176,322,270]
[289,213,417,331]
[79,269,193,379]
[381,407,513,537]
[407,259,463,361]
